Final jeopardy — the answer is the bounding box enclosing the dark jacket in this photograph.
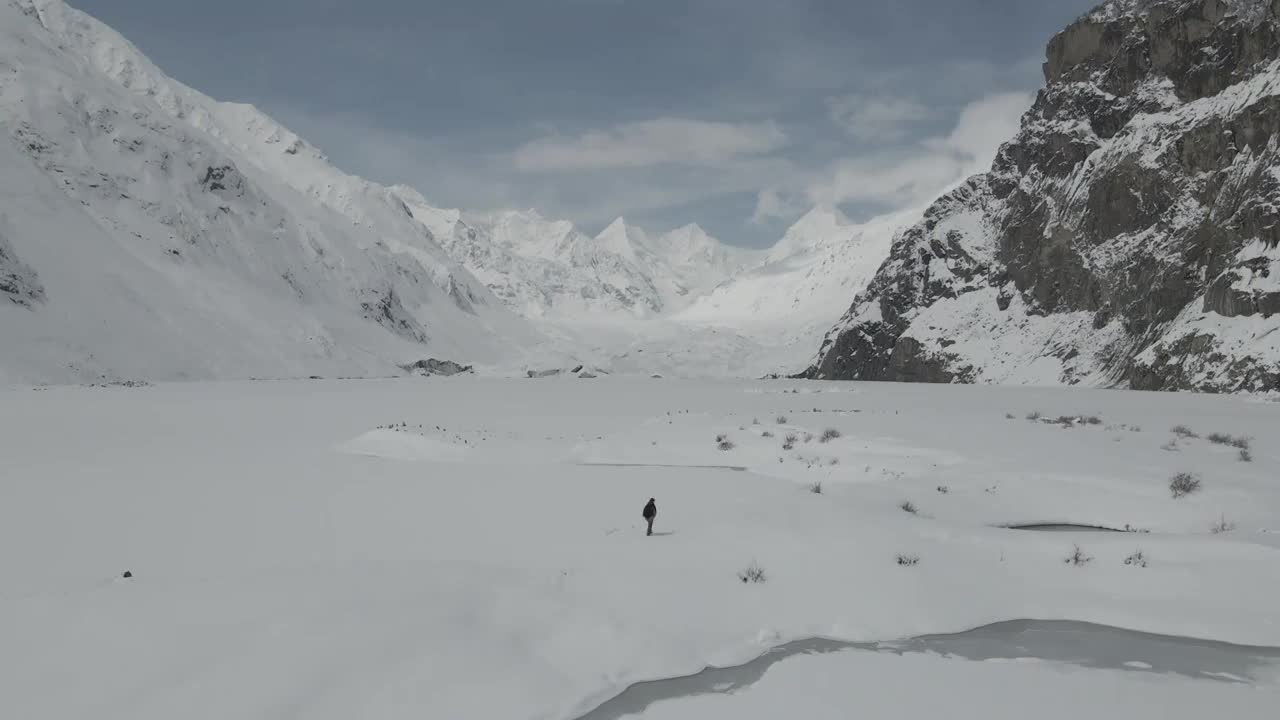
[642,500,657,519]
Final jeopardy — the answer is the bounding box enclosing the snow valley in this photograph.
[4,1,1280,718]
[3,378,1279,719]
[0,0,910,385]
[4,0,1280,389]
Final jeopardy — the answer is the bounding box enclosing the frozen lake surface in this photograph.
[582,620,1280,720]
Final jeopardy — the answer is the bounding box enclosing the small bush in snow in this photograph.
[1005,413,1016,420]
[1210,514,1236,535]
[803,432,814,443]
[1124,550,1148,568]
[820,428,841,443]
[1171,425,1198,439]
[1026,411,1042,421]
[1206,433,1251,450]
[1048,414,1103,428]
[776,415,788,425]
[896,554,920,567]
[715,433,727,442]
[808,481,823,494]
[782,433,798,450]
[1064,545,1093,566]
[761,430,774,438]
[718,439,736,451]
[737,562,767,584]
[1239,448,1253,462]
[1169,472,1201,499]
[900,501,918,515]
[752,418,760,425]
[936,485,950,494]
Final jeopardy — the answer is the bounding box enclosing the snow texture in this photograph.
[2,378,1279,719]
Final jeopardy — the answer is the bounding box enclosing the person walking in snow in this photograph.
[643,498,657,536]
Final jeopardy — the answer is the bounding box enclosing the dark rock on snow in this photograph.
[526,368,564,378]
[402,358,474,376]
[0,225,45,308]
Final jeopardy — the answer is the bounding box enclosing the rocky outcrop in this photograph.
[402,358,473,376]
[360,288,428,344]
[809,0,1280,392]
[0,223,43,308]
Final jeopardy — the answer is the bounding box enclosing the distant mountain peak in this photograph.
[765,205,854,263]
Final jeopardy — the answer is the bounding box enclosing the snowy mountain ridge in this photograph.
[0,0,544,384]
[1090,0,1275,23]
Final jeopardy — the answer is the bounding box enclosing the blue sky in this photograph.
[73,0,1099,247]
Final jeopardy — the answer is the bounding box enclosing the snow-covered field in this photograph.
[2,377,1279,719]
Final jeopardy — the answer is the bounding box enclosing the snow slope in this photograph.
[3,377,1278,719]
[490,206,918,380]
[678,206,916,361]
[0,0,545,384]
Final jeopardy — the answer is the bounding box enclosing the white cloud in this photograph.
[278,91,1033,246]
[751,188,807,225]
[513,117,788,172]
[755,91,1033,222]
[826,94,929,142]
[926,92,1031,165]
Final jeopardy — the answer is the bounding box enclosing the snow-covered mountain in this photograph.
[595,218,761,309]
[0,0,555,384]
[404,205,665,320]
[0,0,903,384]
[678,206,916,357]
[809,0,1280,392]
[420,208,760,322]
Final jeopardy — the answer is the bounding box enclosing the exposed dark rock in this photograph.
[360,288,429,344]
[810,0,1280,393]
[0,225,44,308]
[199,164,245,199]
[402,358,474,376]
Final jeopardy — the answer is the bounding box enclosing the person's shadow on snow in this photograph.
[649,531,676,537]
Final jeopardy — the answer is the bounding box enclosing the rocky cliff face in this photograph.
[809,0,1280,392]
